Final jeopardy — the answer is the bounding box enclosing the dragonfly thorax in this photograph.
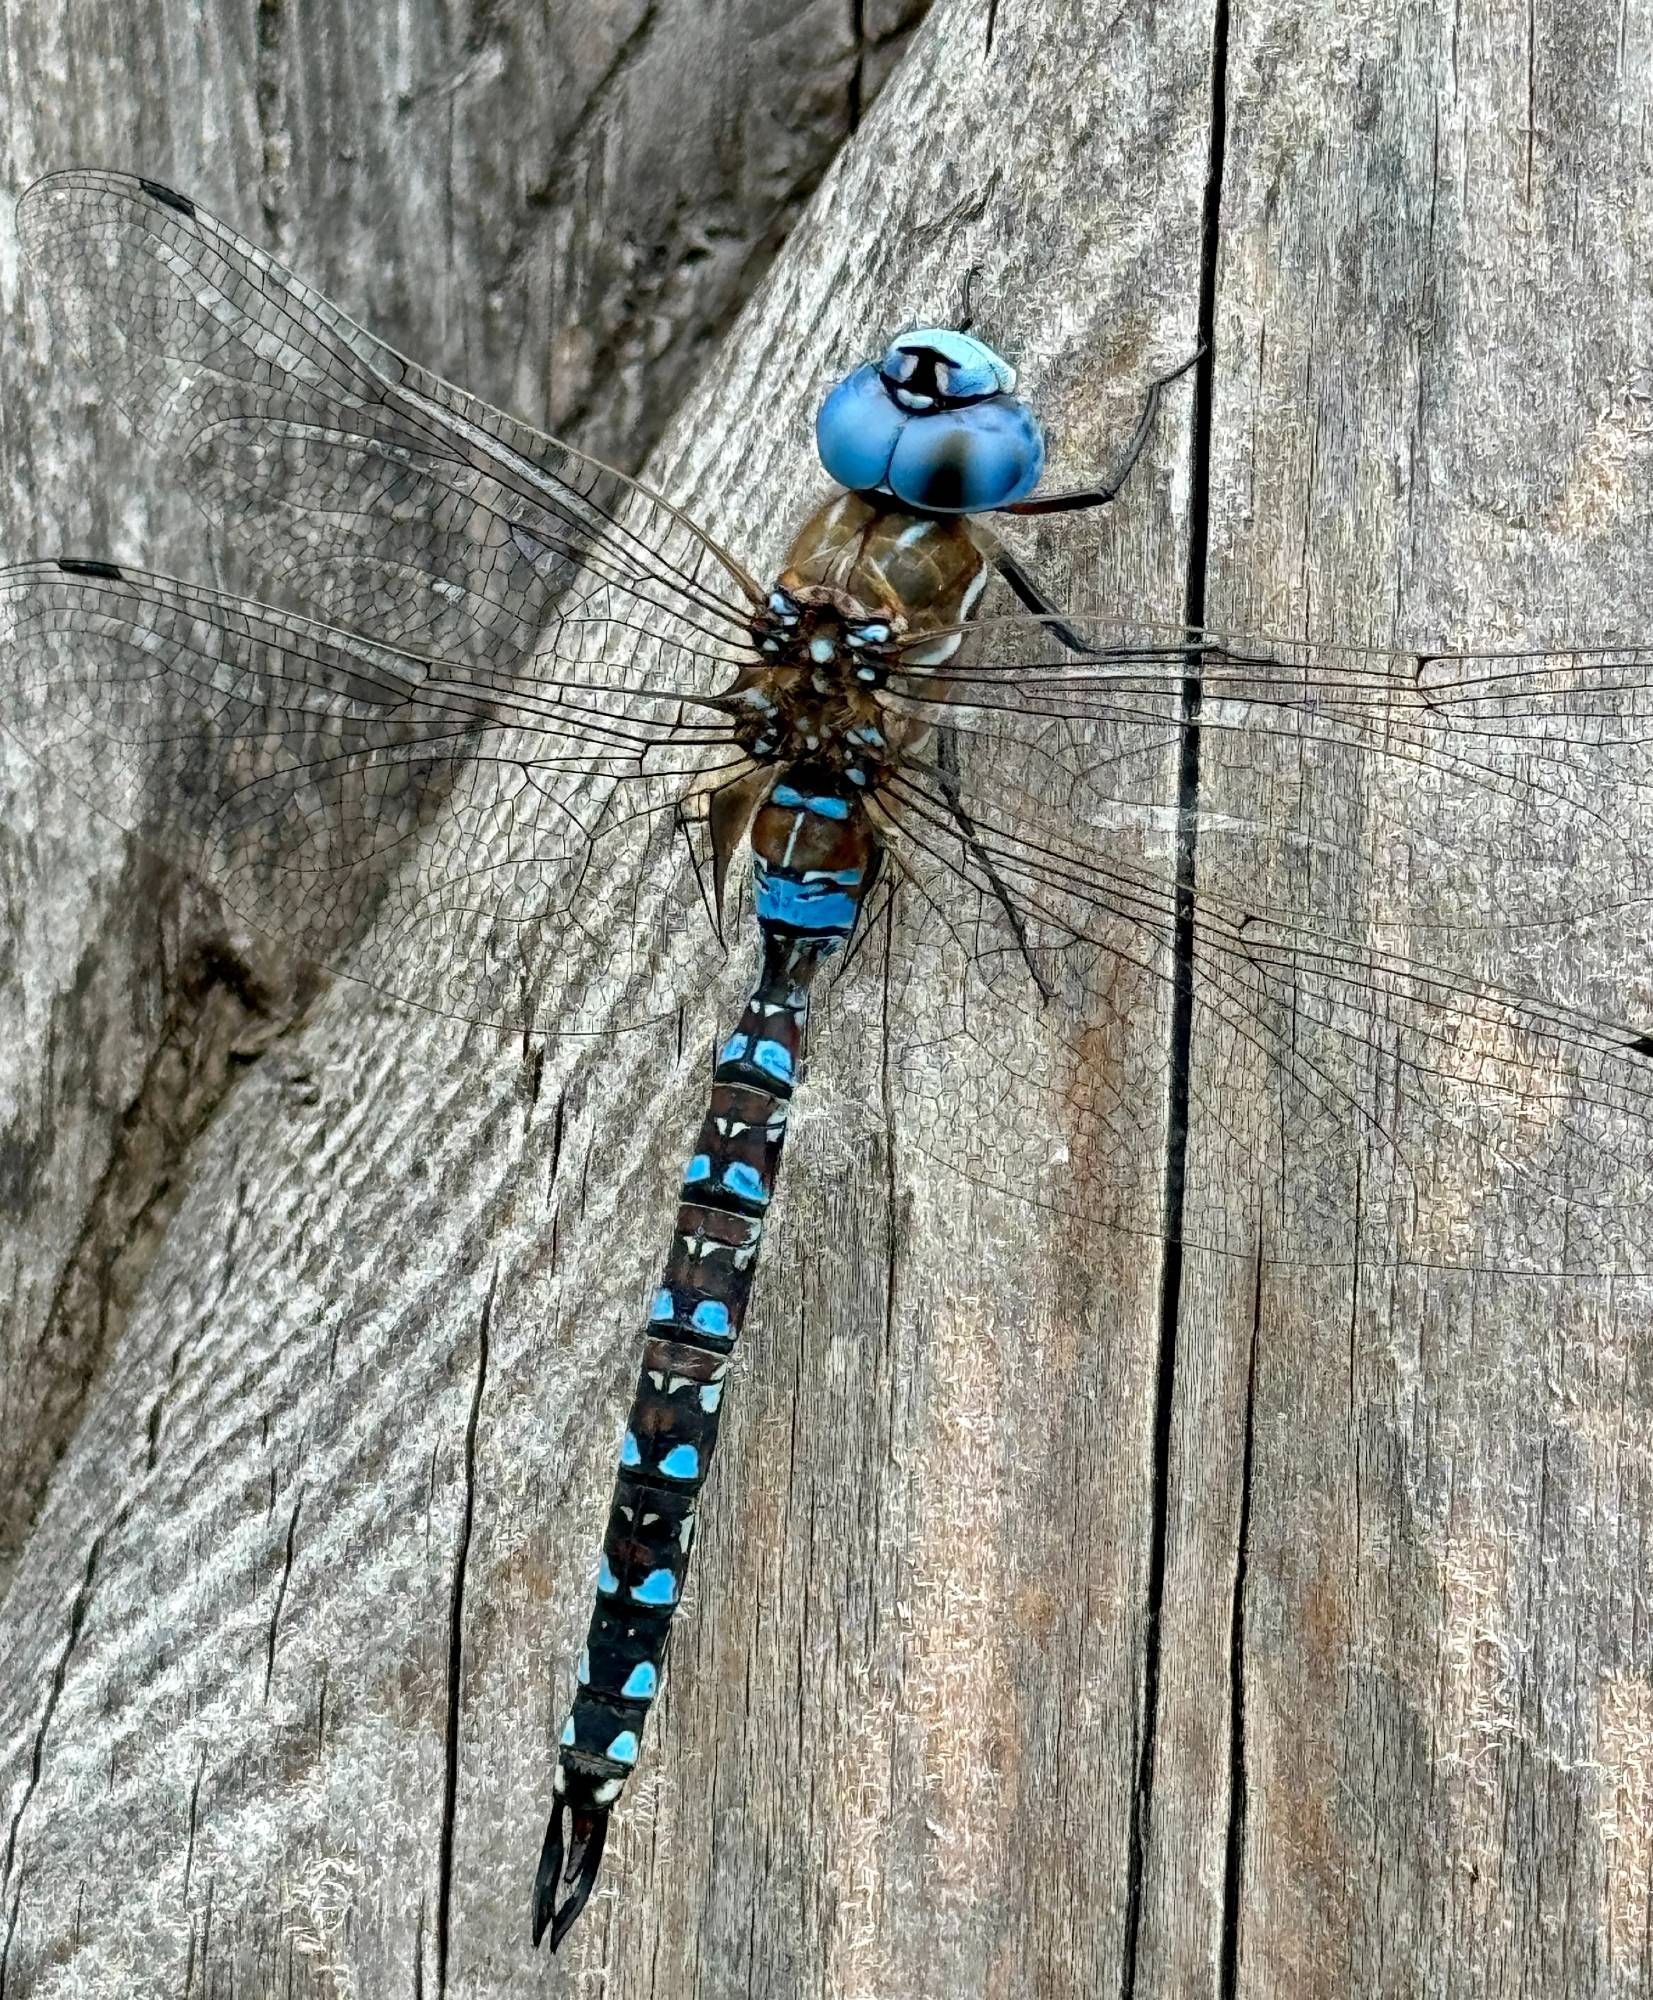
[776,490,987,644]
[730,584,905,783]
[726,490,990,779]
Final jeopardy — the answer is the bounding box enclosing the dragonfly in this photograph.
[6,169,1653,1953]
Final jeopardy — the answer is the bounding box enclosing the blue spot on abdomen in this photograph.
[771,782,850,820]
[633,1568,679,1607]
[755,869,861,935]
[724,1161,769,1205]
[753,1038,796,1083]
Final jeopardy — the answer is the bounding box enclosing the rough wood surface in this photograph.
[2,3,1651,1998]
[1179,9,1653,1994]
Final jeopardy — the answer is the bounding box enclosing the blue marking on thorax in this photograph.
[560,1717,576,1746]
[691,1299,731,1337]
[620,1661,658,1700]
[606,1730,641,1764]
[598,1555,619,1595]
[720,1032,750,1065]
[650,1288,674,1322]
[621,1430,641,1468]
[684,1154,711,1185]
[659,1443,701,1481]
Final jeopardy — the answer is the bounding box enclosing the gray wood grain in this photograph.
[1,1,1650,1997]
[1170,5,1653,1995]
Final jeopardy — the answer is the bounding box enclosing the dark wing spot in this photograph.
[137,179,196,217]
[1626,1033,1653,1060]
[57,558,124,580]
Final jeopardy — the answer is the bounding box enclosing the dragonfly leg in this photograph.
[980,541,1094,657]
[995,347,1204,518]
[532,1801,609,1951]
[956,261,983,332]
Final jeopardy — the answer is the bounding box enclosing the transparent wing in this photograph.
[16,170,762,683]
[888,612,1653,884]
[0,561,753,1032]
[869,612,1653,1272]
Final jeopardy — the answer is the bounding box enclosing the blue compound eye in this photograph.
[816,333,1045,512]
[816,362,904,492]
[885,397,1045,512]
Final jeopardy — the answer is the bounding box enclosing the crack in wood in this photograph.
[849,0,868,128]
[1124,2,1231,1991]
[1,1511,120,1913]
[1219,1241,1261,1998]
[434,1269,496,1996]
[181,1751,206,1907]
[263,1493,304,1702]
[0,1871,22,2000]
[1,926,314,1605]
[254,0,288,242]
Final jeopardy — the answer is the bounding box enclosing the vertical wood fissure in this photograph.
[1125,1,1232,1993]
[1219,1246,1262,1998]
[435,1270,495,1996]
[848,0,868,128]
[0,1510,117,1916]
[261,1493,303,1703]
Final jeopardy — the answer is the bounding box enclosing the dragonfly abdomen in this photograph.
[535,772,875,1949]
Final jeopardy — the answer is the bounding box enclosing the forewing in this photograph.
[0,562,750,1032]
[872,613,1653,1271]
[16,170,762,685]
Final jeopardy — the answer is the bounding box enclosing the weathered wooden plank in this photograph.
[0,0,921,1596]
[1139,4,1653,1997]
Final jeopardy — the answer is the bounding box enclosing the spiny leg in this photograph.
[978,347,1205,656]
[978,539,1094,657]
[996,347,1203,518]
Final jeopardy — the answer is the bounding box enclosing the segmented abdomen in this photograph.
[551,1063,788,1804]
[537,771,877,1945]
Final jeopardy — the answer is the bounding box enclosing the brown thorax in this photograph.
[722,583,906,782]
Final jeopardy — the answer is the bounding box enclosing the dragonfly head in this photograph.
[816,328,1045,514]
